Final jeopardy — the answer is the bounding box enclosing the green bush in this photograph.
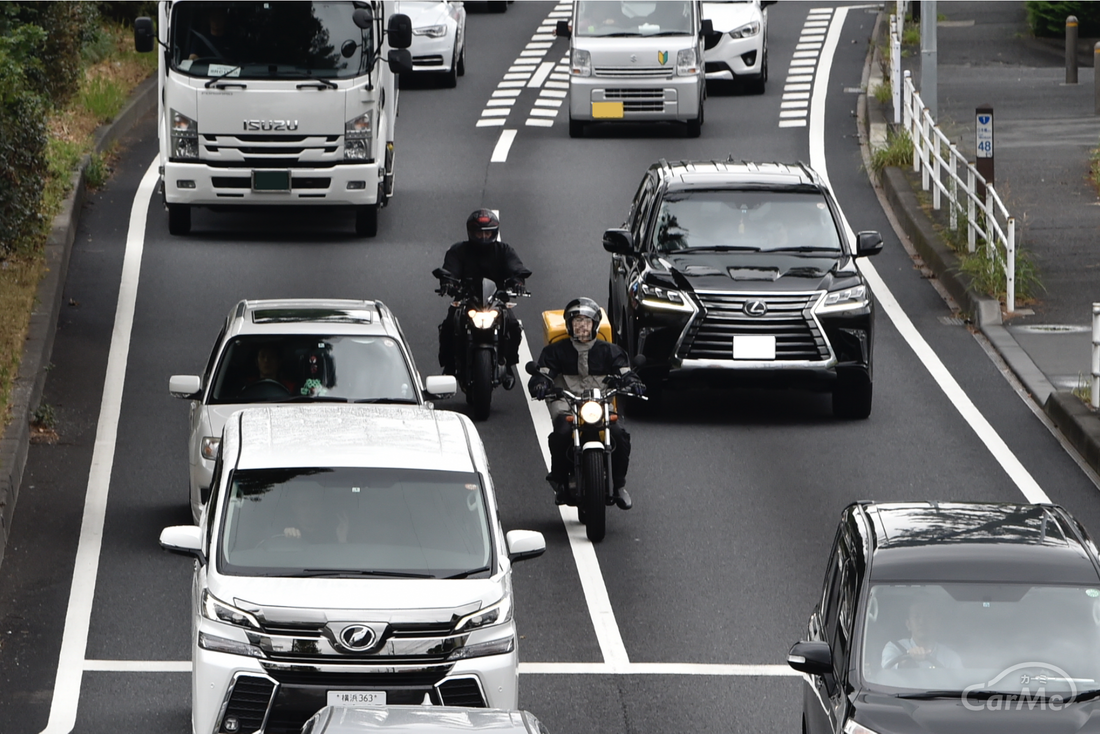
[1026,2,1100,38]
[9,2,101,108]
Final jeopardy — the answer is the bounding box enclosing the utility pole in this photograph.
[921,0,937,118]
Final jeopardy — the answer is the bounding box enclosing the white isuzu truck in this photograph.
[135,1,412,237]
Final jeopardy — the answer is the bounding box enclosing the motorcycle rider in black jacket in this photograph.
[527,297,644,510]
[437,209,531,390]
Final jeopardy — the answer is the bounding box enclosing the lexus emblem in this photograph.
[338,624,377,652]
[744,300,768,316]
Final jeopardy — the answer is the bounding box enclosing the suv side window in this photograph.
[204,453,224,550]
[629,176,657,249]
[821,533,857,679]
[201,321,228,393]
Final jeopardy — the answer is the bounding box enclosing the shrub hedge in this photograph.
[1026,2,1100,38]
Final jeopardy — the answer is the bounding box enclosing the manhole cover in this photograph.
[1013,324,1090,334]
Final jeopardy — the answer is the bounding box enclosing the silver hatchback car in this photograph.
[169,299,457,522]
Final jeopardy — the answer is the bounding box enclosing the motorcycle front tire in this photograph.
[470,349,494,421]
[582,449,607,542]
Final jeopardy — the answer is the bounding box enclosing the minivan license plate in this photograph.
[733,335,776,360]
[592,101,624,119]
[327,691,386,707]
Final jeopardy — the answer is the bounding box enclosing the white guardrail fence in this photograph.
[888,10,1017,313]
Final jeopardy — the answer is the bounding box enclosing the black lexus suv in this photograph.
[603,159,883,418]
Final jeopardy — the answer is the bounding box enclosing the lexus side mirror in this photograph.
[602,228,633,255]
[856,230,884,257]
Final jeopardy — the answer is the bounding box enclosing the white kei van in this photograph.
[557,1,710,138]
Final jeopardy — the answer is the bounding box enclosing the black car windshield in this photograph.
[170,1,372,79]
[575,1,693,37]
[862,583,1100,698]
[652,190,844,254]
[218,467,492,578]
[208,334,418,405]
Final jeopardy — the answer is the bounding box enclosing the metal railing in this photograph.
[887,13,1018,313]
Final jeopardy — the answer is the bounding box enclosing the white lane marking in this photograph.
[40,159,160,734]
[476,119,507,127]
[525,119,555,127]
[534,98,563,108]
[481,108,512,117]
[778,119,808,128]
[85,660,191,672]
[527,61,556,88]
[491,89,521,98]
[530,108,559,118]
[487,99,517,107]
[517,334,631,668]
[811,8,1050,505]
[491,129,518,163]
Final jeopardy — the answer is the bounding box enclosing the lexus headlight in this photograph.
[201,590,261,630]
[676,47,699,76]
[413,24,447,38]
[579,401,603,425]
[570,48,591,77]
[345,112,372,161]
[454,587,513,632]
[639,284,693,312]
[170,109,199,160]
[729,21,762,38]
[817,285,869,314]
[200,436,221,461]
[468,309,499,330]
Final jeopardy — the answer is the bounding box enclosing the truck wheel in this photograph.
[355,204,378,237]
[167,203,191,235]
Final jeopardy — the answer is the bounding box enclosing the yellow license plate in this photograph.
[591,101,624,119]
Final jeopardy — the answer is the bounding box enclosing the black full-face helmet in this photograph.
[564,297,601,340]
[466,209,500,246]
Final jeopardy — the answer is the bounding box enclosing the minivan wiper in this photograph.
[445,566,491,579]
[894,690,968,700]
[352,397,419,404]
[298,569,435,579]
[284,395,351,403]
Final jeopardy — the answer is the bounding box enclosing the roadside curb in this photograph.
[862,12,1100,475]
[0,75,157,569]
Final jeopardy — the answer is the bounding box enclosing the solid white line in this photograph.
[41,159,159,734]
[809,7,1050,505]
[517,334,631,669]
[85,660,191,672]
[491,129,518,163]
[519,662,799,676]
[527,61,556,88]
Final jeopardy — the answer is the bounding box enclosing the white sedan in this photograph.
[702,0,774,93]
[402,1,466,87]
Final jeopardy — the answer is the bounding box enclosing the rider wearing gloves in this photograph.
[528,297,644,510]
[437,209,531,390]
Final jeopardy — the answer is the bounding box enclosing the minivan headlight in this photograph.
[454,582,513,633]
[570,48,591,77]
[201,590,261,630]
[816,285,869,314]
[170,109,199,160]
[676,47,699,76]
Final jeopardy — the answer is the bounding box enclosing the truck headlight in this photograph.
[579,401,603,425]
[345,112,372,161]
[170,109,199,160]
[676,47,699,76]
[468,309,499,330]
[816,285,869,314]
[729,21,762,38]
[413,24,447,38]
[639,284,693,312]
[570,48,591,77]
[201,590,261,630]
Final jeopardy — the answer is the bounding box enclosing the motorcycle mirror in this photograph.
[524,361,540,376]
[631,354,647,369]
[431,267,450,280]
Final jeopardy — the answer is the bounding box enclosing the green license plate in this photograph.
[252,170,291,192]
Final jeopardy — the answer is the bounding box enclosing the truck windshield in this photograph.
[574,1,693,37]
[170,1,373,80]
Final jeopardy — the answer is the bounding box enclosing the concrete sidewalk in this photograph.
[863,2,1100,472]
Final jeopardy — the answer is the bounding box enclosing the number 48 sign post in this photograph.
[976,103,994,200]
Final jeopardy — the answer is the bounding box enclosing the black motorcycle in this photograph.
[525,363,644,543]
[434,268,528,421]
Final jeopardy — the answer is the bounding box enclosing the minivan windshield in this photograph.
[574,1,693,37]
[219,467,493,578]
[862,583,1100,699]
[170,1,372,79]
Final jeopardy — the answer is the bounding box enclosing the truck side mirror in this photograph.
[555,19,571,39]
[387,14,413,50]
[134,16,155,53]
[387,49,413,75]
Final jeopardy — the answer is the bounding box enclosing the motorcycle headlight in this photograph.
[345,112,372,161]
[639,284,693,312]
[570,48,591,77]
[170,109,199,160]
[579,400,603,425]
[676,47,699,76]
[729,21,762,38]
[201,590,261,630]
[200,436,221,461]
[413,24,447,38]
[817,284,869,314]
[468,309,499,330]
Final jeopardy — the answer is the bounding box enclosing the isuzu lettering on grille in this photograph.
[243,119,299,131]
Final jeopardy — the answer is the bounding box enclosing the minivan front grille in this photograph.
[437,677,488,707]
[681,292,829,361]
[594,66,674,79]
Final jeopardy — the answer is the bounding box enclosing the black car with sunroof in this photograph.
[789,501,1100,734]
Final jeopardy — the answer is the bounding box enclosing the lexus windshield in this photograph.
[170,1,373,79]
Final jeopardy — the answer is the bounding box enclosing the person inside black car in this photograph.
[881,596,962,670]
[527,297,643,510]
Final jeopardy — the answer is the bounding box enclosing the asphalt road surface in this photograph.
[2,3,1099,733]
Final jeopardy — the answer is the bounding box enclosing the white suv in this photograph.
[702,0,774,93]
[159,404,545,734]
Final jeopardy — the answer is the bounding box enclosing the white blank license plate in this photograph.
[327,691,387,707]
[733,335,776,360]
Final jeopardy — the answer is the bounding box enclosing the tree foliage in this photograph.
[1026,2,1100,38]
